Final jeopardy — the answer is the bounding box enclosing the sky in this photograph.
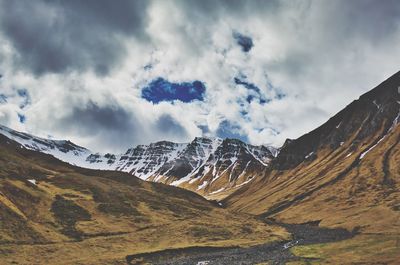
[0,0,399,153]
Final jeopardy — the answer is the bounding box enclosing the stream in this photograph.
[126,220,357,265]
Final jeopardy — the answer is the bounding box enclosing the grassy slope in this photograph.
[224,123,400,264]
[0,136,288,265]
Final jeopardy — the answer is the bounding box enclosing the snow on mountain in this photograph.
[0,125,91,164]
[0,125,275,198]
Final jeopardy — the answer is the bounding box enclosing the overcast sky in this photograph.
[0,0,399,152]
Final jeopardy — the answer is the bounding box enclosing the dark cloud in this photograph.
[53,101,188,151]
[155,114,188,139]
[176,0,281,19]
[321,0,400,44]
[0,0,149,76]
[56,101,140,151]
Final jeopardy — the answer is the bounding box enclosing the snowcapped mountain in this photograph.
[0,124,91,163]
[0,125,276,198]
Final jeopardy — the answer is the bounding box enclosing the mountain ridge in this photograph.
[0,124,277,198]
[223,70,400,231]
[273,70,400,170]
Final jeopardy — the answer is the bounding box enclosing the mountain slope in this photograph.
[0,125,276,199]
[0,133,287,264]
[223,71,400,263]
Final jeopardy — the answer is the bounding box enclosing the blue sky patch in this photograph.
[198,124,210,134]
[0,94,7,103]
[233,32,253,52]
[18,113,26,123]
[234,77,269,104]
[216,120,248,142]
[142,78,206,104]
[17,88,31,109]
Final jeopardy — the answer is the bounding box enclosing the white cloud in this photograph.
[0,0,399,152]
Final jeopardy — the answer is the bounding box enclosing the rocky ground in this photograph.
[126,220,357,265]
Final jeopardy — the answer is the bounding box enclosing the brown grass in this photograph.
[224,125,400,262]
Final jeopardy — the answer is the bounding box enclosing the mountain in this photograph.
[223,72,400,263]
[2,70,399,264]
[0,130,287,264]
[0,125,276,199]
[0,124,91,162]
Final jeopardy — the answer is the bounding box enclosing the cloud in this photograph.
[41,98,192,152]
[53,101,144,152]
[155,114,188,139]
[0,0,400,152]
[0,0,149,76]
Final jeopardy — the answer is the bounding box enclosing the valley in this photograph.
[126,221,357,265]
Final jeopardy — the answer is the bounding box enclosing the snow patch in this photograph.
[267,146,279,157]
[389,109,400,131]
[235,177,254,188]
[27,179,36,185]
[209,187,225,195]
[197,181,208,190]
[372,100,380,109]
[360,136,386,159]
[170,174,192,186]
[305,152,314,159]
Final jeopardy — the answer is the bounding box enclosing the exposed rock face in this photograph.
[150,138,275,198]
